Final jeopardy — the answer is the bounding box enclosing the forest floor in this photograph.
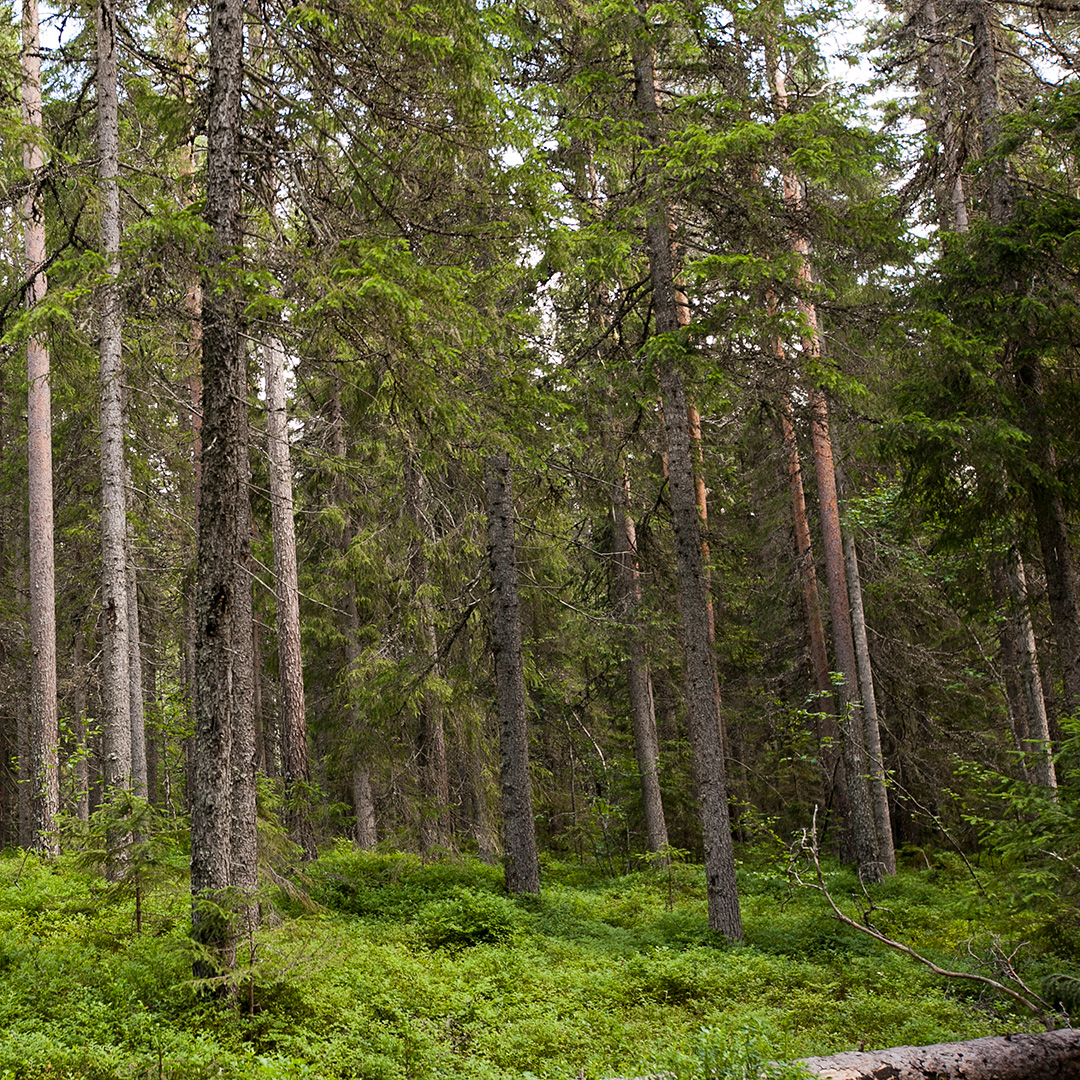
[0,839,1065,1080]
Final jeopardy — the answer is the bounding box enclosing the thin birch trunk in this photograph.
[23,0,59,854]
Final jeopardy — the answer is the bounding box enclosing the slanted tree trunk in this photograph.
[798,1029,1080,1080]
[23,0,59,855]
[264,331,316,858]
[484,452,540,895]
[632,3,742,939]
[191,0,244,977]
[843,530,896,874]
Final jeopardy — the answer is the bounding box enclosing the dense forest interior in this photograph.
[1,0,1080,1072]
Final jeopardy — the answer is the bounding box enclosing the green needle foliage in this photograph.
[0,843,1061,1080]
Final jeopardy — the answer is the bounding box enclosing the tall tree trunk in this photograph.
[264,331,316,858]
[72,619,90,821]
[777,393,848,833]
[809,394,881,882]
[23,0,59,855]
[98,0,131,808]
[842,530,897,874]
[191,0,244,976]
[611,472,669,857]
[484,452,540,895]
[231,418,259,919]
[126,520,148,796]
[769,46,880,883]
[1002,547,1057,790]
[632,8,742,939]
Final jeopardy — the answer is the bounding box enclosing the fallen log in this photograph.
[798,1029,1080,1080]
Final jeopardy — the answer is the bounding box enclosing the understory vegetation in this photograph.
[0,835,1073,1080]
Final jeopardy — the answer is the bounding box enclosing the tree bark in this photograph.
[809,394,881,883]
[231,416,258,901]
[484,452,540,895]
[843,530,897,874]
[777,393,848,833]
[23,0,59,855]
[97,0,131,809]
[191,0,244,976]
[406,455,450,854]
[631,5,742,939]
[126,522,148,797]
[611,472,669,858]
[264,331,317,858]
[798,1029,1080,1080]
[769,45,880,883]
[1002,547,1057,790]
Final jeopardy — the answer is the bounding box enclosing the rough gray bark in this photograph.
[611,473,669,858]
[264,332,316,858]
[842,531,896,875]
[798,1030,1080,1079]
[231,413,258,900]
[126,525,148,796]
[23,0,59,855]
[484,452,540,895]
[72,621,90,821]
[631,6,741,939]
[352,764,378,849]
[329,376,377,849]
[191,0,244,975]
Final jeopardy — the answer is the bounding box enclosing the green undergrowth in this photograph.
[0,842,1063,1080]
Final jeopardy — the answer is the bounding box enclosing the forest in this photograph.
[1,0,1080,1075]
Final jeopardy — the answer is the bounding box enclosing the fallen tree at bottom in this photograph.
[797,1029,1080,1080]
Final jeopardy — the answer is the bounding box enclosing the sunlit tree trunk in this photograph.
[484,452,540,895]
[264,332,316,858]
[23,0,59,855]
